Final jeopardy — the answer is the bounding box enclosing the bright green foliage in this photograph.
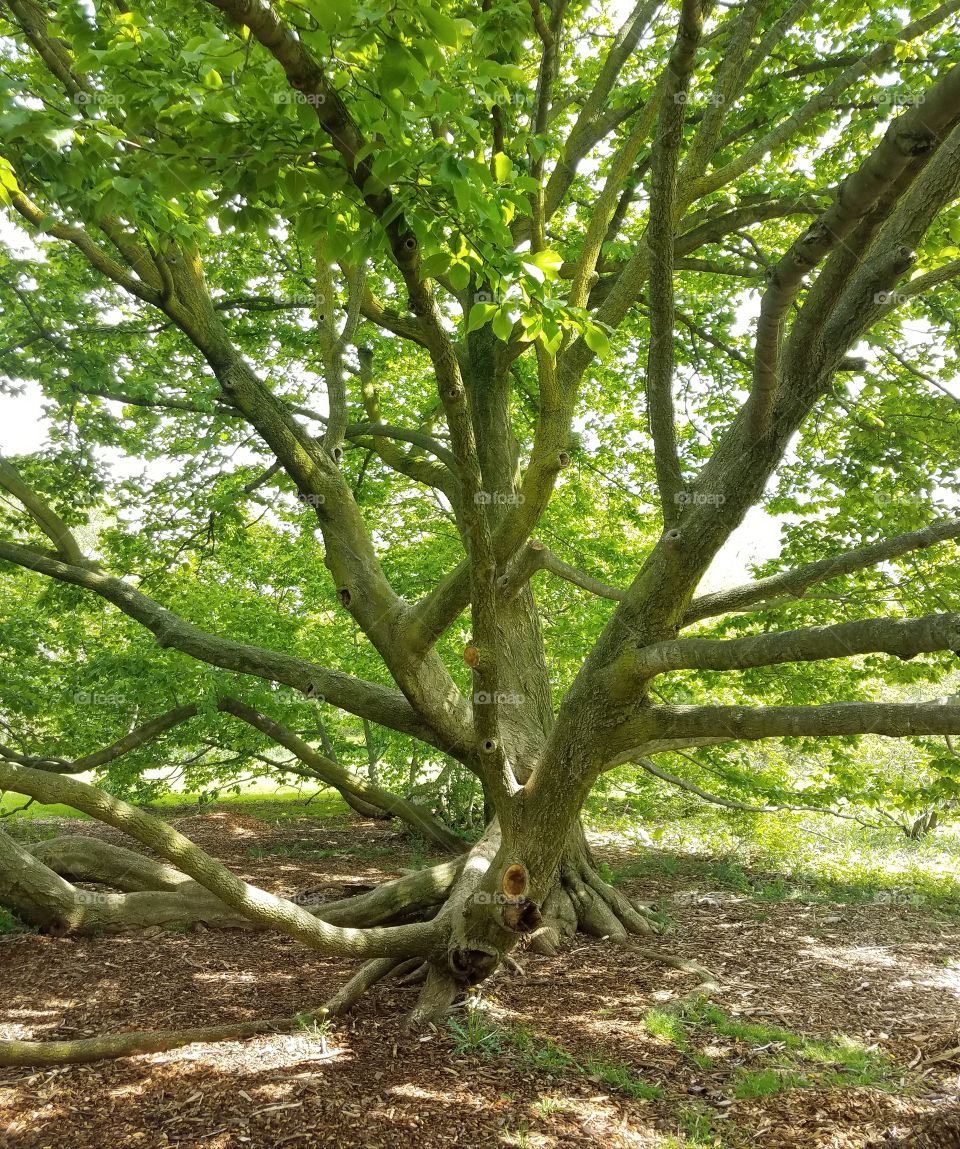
[0,0,959,833]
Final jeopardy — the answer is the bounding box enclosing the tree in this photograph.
[2,0,960,1048]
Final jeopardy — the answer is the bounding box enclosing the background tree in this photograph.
[1,0,960,1035]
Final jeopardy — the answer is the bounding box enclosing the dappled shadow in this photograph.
[2,818,959,1147]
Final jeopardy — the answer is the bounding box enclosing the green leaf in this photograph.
[492,152,513,183]
[527,249,564,280]
[420,252,451,279]
[421,6,460,46]
[467,302,498,332]
[492,304,513,341]
[583,323,611,358]
[448,262,470,291]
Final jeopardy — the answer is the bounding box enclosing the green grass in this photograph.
[449,1013,662,1100]
[0,785,351,824]
[0,907,26,935]
[675,1101,726,1146]
[447,1010,504,1056]
[295,1013,334,1042]
[531,1096,564,1118]
[582,1055,664,1099]
[732,1068,809,1098]
[643,997,896,1095]
[0,793,94,821]
[247,841,394,862]
[146,787,352,821]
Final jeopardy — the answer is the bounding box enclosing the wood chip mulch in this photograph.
[2,809,958,1148]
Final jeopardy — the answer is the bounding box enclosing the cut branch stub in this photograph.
[501,863,529,898]
[464,644,481,669]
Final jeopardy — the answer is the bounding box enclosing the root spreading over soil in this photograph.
[1,808,958,1149]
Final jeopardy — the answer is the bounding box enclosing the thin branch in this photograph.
[644,0,703,524]
[683,516,960,624]
[632,755,888,830]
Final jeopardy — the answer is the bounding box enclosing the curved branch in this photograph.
[497,539,624,602]
[0,539,440,744]
[683,516,960,625]
[0,761,439,959]
[748,57,960,430]
[218,698,465,853]
[644,0,703,523]
[0,455,84,563]
[631,755,889,829]
[622,611,960,682]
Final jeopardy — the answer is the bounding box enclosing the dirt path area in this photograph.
[1,808,958,1148]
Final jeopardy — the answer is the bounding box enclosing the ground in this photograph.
[1,802,959,1149]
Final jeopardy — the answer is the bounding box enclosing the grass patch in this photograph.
[247,841,394,862]
[676,1101,726,1146]
[582,1055,664,1100]
[146,789,352,822]
[732,1067,809,1098]
[0,906,27,935]
[0,794,94,821]
[585,785,960,917]
[531,1096,564,1118]
[449,1012,663,1101]
[447,1011,504,1057]
[643,996,896,1094]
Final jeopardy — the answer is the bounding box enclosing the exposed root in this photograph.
[529,882,578,955]
[27,836,193,892]
[325,957,403,1016]
[630,946,719,990]
[529,858,658,955]
[0,1006,330,1068]
[406,964,462,1029]
[6,828,463,937]
[393,959,429,986]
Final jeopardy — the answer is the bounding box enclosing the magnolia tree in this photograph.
[2,0,960,1053]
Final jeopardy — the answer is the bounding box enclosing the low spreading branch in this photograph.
[607,700,960,766]
[619,611,960,683]
[682,517,960,624]
[0,761,440,959]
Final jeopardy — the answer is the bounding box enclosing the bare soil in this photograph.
[1,807,958,1149]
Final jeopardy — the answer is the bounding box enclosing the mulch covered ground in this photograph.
[1,807,958,1149]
